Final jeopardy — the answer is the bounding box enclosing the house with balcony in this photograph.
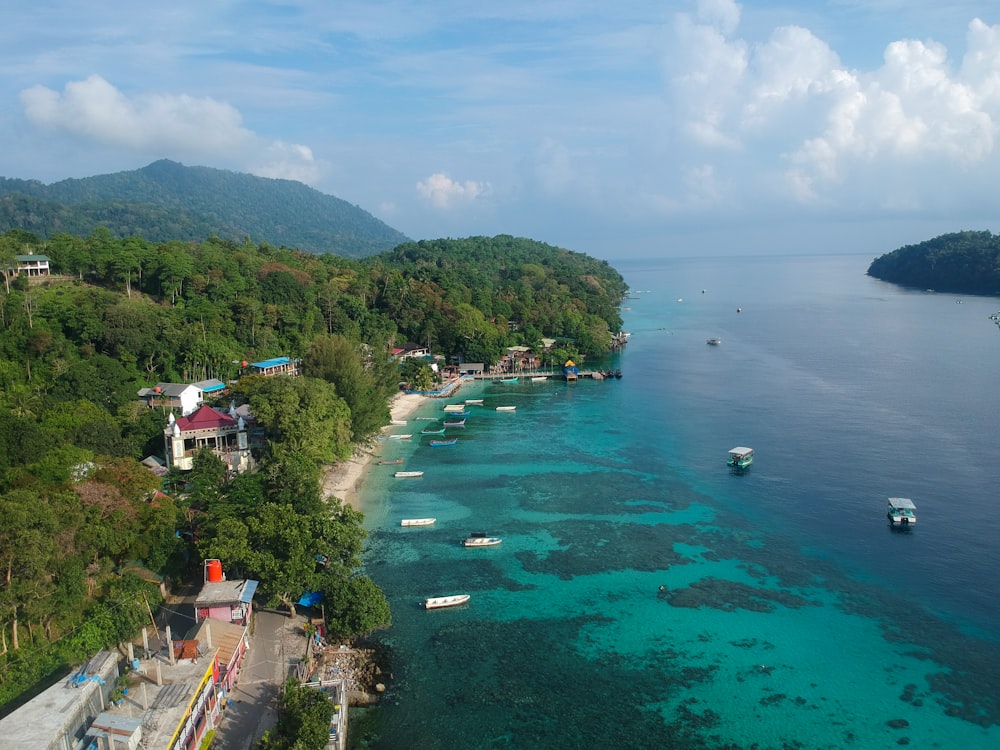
[163,404,256,474]
[15,251,51,277]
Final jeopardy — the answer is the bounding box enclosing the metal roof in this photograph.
[250,356,291,369]
[728,446,754,455]
[239,579,259,604]
[888,497,916,509]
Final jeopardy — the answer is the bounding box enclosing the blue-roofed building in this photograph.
[192,378,227,394]
[247,356,300,377]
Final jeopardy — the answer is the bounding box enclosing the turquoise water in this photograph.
[357,254,1000,749]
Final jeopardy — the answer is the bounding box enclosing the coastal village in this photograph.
[0,328,629,750]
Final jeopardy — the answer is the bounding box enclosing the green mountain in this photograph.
[867,230,1000,295]
[0,159,410,258]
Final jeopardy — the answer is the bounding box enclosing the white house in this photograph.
[164,404,256,474]
[137,382,204,416]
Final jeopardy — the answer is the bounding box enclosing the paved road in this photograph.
[213,610,305,750]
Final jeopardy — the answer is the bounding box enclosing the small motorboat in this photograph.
[394,471,424,478]
[423,594,470,609]
[887,497,917,526]
[495,406,516,412]
[707,338,721,345]
[401,517,435,526]
[727,447,754,470]
[429,438,458,447]
[377,459,404,465]
[463,533,502,547]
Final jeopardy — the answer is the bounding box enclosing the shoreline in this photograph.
[320,391,429,510]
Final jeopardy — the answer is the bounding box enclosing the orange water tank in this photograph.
[205,559,223,582]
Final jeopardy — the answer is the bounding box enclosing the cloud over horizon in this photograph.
[4,1,1000,255]
[19,74,322,185]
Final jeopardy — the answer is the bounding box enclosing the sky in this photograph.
[3,0,1000,260]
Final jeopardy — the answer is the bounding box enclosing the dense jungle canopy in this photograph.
[867,230,1000,295]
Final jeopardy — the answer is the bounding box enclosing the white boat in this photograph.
[496,406,516,412]
[465,399,484,405]
[401,517,435,527]
[394,471,424,478]
[389,419,407,425]
[443,404,467,413]
[887,497,917,526]
[531,376,548,382]
[424,594,470,609]
[380,434,412,441]
[727,446,753,469]
[463,533,502,547]
[707,338,721,346]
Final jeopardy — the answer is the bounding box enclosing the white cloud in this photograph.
[19,74,322,184]
[666,8,1000,211]
[416,173,491,210]
[696,0,741,37]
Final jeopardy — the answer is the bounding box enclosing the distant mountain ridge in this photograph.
[0,159,410,258]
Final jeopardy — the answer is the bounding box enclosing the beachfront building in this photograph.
[392,343,429,360]
[164,403,256,474]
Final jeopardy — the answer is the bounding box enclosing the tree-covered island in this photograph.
[0,228,627,713]
[867,230,1000,295]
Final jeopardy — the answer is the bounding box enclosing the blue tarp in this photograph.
[298,591,323,607]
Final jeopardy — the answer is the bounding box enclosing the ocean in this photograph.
[354,253,1000,749]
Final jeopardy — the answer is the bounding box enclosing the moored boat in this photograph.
[443,418,466,427]
[465,399,484,405]
[443,404,467,413]
[424,594,470,609]
[394,471,424,478]
[496,406,516,412]
[887,497,917,526]
[727,446,754,469]
[390,419,407,425]
[377,459,404,465]
[531,376,548,382]
[463,533,502,547]
[429,438,458,446]
[421,426,445,434]
[401,517,435,526]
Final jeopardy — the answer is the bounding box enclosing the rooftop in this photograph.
[0,650,118,749]
[194,578,259,606]
[250,356,292,369]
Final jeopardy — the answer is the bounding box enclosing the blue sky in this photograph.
[2,0,999,259]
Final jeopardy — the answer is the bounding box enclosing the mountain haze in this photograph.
[0,160,410,258]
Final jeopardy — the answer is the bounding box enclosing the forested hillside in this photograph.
[867,230,1000,294]
[0,160,410,258]
[0,228,626,710]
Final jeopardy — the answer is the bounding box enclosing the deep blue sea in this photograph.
[356,254,1000,749]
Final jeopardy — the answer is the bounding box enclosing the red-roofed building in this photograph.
[164,404,256,474]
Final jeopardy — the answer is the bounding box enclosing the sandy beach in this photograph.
[320,392,428,509]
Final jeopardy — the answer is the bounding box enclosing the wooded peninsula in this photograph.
[0,228,627,711]
[867,230,1000,295]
